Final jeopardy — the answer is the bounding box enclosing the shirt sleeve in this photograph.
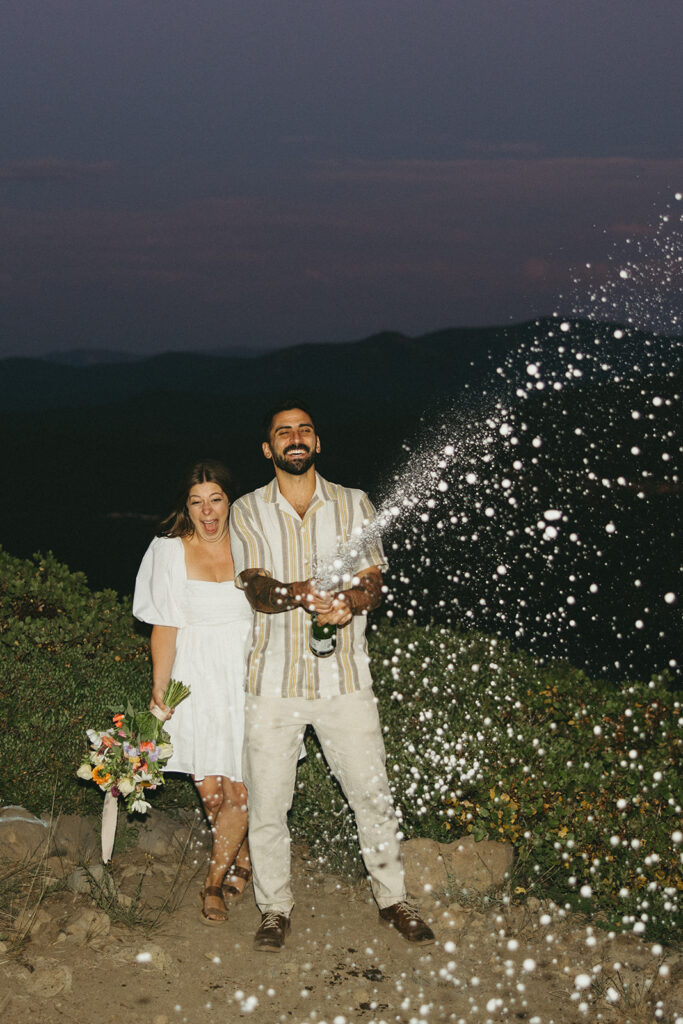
[356,491,389,573]
[132,536,186,626]
[229,496,272,589]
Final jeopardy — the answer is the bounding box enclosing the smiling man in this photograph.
[229,399,435,952]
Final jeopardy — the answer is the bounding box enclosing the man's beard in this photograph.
[272,445,317,476]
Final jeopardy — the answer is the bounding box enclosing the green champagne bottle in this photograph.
[310,613,337,657]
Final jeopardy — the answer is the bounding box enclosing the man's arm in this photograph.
[240,568,316,614]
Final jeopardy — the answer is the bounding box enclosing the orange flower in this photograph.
[140,741,155,752]
[92,765,111,785]
[112,713,124,726]
[100,735,115,748]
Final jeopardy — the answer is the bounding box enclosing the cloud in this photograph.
[0,159,114,183]
[0,155,680,353]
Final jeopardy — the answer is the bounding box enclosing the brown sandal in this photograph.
[223,864,252,899]
[200,885,229,925]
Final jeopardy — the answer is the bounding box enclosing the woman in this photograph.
[133,460,252,924]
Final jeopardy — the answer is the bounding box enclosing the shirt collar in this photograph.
[266,472,336,519]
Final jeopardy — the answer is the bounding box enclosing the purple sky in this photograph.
[1,0,682,356]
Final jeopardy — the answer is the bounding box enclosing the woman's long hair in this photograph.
[157,459,237,538]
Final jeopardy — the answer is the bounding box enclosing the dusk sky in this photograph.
[2,1,682,357]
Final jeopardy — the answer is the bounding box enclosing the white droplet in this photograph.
[574,973,592,990]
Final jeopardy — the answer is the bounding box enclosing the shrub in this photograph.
[291,619,681,945]
[0,549,679,942]
[0,547,145,663]
[0,548,196,815]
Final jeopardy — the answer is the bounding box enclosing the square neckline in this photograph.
[178,536,236,585]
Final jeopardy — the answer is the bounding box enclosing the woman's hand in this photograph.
[150,684,173,717]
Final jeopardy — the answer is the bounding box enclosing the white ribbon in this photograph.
[101,789,118,864]
[150,703,171,722]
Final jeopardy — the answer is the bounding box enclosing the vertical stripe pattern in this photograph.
[229,474,388,699]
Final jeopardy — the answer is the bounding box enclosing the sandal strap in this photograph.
[227,865,252,882]
[202,885,224,898]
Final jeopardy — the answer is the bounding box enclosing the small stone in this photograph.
[65,907,111,943]
[25,959,73,998]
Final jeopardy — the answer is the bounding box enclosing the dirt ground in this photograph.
[1,816,680,1024]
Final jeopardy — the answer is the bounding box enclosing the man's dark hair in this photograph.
[262,399,317,443]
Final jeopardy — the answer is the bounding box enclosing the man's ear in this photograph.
[262,441,273,460]
[315,437,321,454]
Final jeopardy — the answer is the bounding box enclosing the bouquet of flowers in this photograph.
[77,680,190,861]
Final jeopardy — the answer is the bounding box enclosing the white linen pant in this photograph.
[243,688,406,915]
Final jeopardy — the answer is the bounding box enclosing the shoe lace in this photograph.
[261,911,284,930]
[394,900,422,921]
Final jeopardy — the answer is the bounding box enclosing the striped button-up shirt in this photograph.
[230,473,388,699]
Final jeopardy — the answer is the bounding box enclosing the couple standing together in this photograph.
[133,400,434,950]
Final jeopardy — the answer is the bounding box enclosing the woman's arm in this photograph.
[150,624,178,711]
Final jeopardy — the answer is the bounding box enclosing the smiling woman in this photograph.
[132,457,254,924]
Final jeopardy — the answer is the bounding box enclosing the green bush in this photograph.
[0,549,680,942]
[0,548,196,815]
[291,619,681,945]
[0,547,145,662]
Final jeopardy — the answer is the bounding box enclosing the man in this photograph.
[229,400,435,951]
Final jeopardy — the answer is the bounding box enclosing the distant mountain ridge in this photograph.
[1,319,677,413]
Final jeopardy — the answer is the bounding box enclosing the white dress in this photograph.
[132,535,253,782]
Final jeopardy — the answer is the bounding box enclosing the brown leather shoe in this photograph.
[254,911,291,952]
[379,901,435,944]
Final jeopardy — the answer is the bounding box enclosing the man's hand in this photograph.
[314,590,353,627]
[314,567,383,627]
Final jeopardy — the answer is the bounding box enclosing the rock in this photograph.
[0,804,34,819]
[0,808,50,860]
[660,961,683,1024]
[51,814,99,863]
[64,907,111,944]
[436,905,470,932]
[439,836,514,893]
[66,863,106,894]
[24,958,73,998]
[135,811,182,856]
[402,838,449,899]
[12,906,54,937]
[112,941,177,975]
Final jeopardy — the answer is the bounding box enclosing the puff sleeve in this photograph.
[132,536,186,627]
